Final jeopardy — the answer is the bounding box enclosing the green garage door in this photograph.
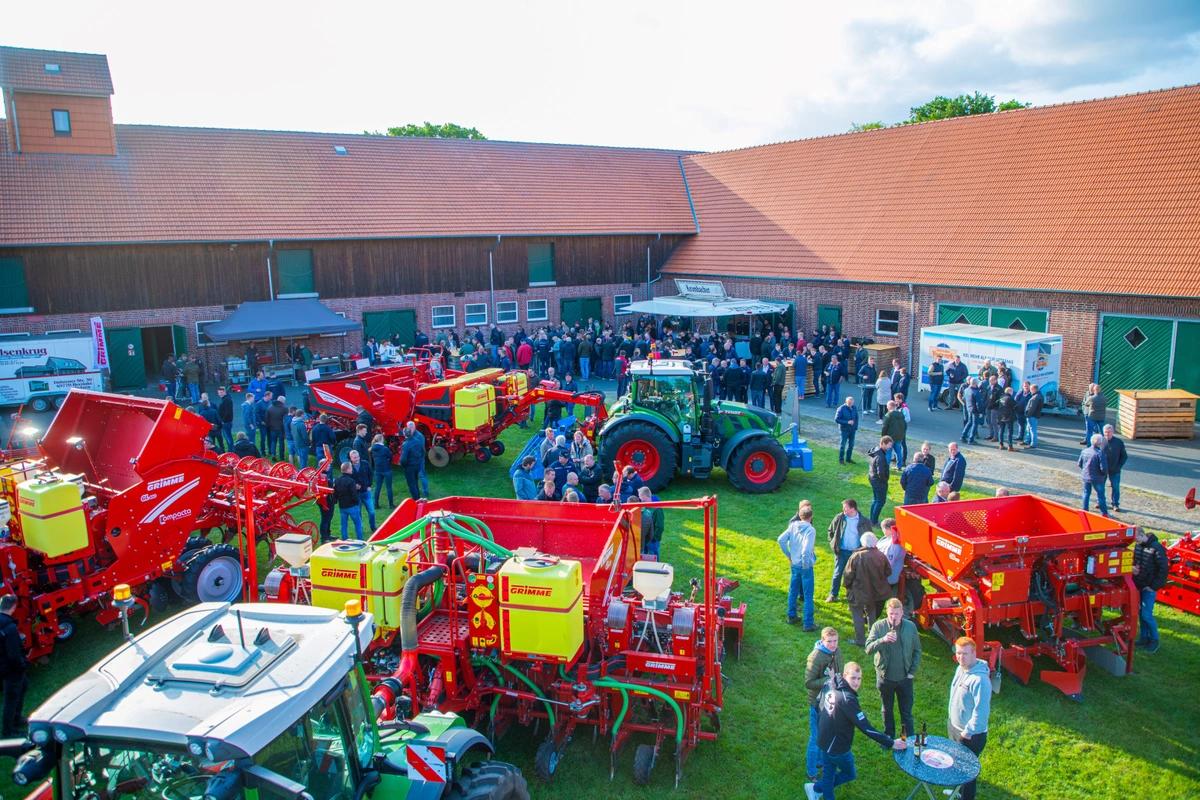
[989,307,1048,332]
[817,304,842,332]
[560,297,602,327]
[363,310,415,347]
[105,327,146,389]
[1097,315,1174,404]
[938,304,988,325]
[1172,321,1200,420]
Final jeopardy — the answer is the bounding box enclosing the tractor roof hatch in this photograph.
[148,621,296,689]
[628,359,696,377]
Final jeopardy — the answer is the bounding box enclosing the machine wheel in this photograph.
[631,744,656,786]
[178,545,244,603]
[54,617,76,642]
[29,396,51,413]
[534,740,560,781]
[445,760,530,800]
[52,395,66,409]
[599,422,677,492]
[488,440,506,456]
[428,445,451,468]
[474,448,492,463]
[148,580,171,612]
[726,437,788,493]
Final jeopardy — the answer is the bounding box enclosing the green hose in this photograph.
[475,656,556,728]
[610,686,630,740]
[440,519,512,558]
[594,677,685,746]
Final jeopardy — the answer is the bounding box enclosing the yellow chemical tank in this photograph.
[309,539,418,630]
[498,550,583,663]
[454,384,497,431]
[18,473,89,560]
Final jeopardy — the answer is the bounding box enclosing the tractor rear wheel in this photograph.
[178,544,244,603]
[446,760,530,800]
[726,437,788,493]
[599,422,677,492]
[631,744,656,786]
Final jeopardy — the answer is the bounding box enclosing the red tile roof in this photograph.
[666,86,1200,299]
[0,46,113,96]
[0,126,697,245]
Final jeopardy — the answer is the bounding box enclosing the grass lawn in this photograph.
[4,423,1197,799]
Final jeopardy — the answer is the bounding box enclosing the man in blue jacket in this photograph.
[857,356,877,414]
[513,456,539,500]
[399,420,425,501]
[834,396,859,465]
[941,442,967,493]
[900,453,934,505]
[1102,424,1129,512]
[825,355,846,408]
[1077,434,1108,515]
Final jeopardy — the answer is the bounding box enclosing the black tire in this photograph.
[445,760,530,800]
[29,396,51,413]
[726,436,788,494]
[178,544,244,604]
[631,744,656,786]
[54,617,75,642]
[428,445,451,468]
[534,739,560,781]
[52,395,67,409]
[488,440,506,456]
[148,579,171,612]
[474,448,492,463]
[598,421,678,492]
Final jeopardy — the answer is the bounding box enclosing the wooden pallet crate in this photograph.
[1117,389,1199,440]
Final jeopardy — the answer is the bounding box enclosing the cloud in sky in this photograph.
[6,0,1199,151]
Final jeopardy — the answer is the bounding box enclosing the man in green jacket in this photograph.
[864,597,921,739]
[804,627,842,782]
[881,400,908,468]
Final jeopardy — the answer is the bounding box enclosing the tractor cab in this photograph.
[631,369,699,430]
[6,603,518,800]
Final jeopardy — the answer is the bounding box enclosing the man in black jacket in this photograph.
[0,595,27,737]
[866,437,893,525]
[1132,527,1168,653]
[399,421,425,501]
[310,414,337,464]
[808,661,907,800]
[1022,386,1044,448]
[333,463,362,540]
[1102,425,1129,512]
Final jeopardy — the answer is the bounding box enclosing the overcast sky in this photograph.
[7,0,1199,151]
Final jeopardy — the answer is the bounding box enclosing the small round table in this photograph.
[892,734,981,800]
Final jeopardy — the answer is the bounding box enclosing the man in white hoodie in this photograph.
[778,502,818,630]
[948,636,992,800]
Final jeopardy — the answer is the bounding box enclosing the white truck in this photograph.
[917,323,1064,407]
[0,333,104,411]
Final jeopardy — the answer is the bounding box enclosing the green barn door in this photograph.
[817,304,842,332]
[990,308,1048,332]
[938,304,988,325]
[1171,321,1200,419]
[172,325,188,355]
[363,310,416,347]
[1097,315,1173,404]
[391,310,416,347]
[105,327,147,389]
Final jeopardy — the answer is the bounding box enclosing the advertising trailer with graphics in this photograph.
[918,323,1063,406]
[0,332,105,410]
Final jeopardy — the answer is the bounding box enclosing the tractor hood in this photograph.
[711,400,779,433]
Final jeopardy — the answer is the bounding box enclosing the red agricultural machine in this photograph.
[0,389,327,660]
[307,360,606,466]
[897,494,1138,700]
[262,494,744,786]
[1159,487,1200,614]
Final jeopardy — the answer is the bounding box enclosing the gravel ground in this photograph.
[787,404,1195,536]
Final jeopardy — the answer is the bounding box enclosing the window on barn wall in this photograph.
[495,301,518,324]
[46,329,82,335]
[528,243,556,286]
[526,299,548,322]
[432,305,456,329]
[614,294,633,315]
[875,309,900,336]
[277,249,316,297]
[0,258,33,313]
[196,320,222,347]
[464,303,488,326]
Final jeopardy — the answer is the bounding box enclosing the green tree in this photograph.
[849,121,885,132]
[903,92,1030,124]
[366,122,487,140]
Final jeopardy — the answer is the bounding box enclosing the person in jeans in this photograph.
[880,401,907,468]
[348,449,376,531]
[825,499,873,602]
[926,356,944,411]
[995,387,1017,451]
[1077,434,1108,515]
[948,637,992,800]
[1103,424,1128,512]
[1023,385,1044,448]
[370,433,395,509]
[824,355,845,408]
[866,437,893,524]
[290,408,310,468]
[1080,383,1107,444]
[804,627,842,783]
[333,462,362,540]
[1132,527,1169,653]
[778,501,818,629]
[834,396,859,465]
[857,356,877,415]
[808,662,907,800]
[865,598,921,739]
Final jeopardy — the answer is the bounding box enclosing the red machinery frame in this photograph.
[897,494,1138,700]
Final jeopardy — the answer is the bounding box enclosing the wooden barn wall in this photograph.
[1,234,687,314]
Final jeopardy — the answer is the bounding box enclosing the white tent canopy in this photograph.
[623,279,790,318]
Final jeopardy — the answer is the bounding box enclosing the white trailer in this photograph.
[917,324,1064,407]
[0,333,104,411]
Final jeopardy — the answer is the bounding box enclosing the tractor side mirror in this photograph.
[0,737,33,758]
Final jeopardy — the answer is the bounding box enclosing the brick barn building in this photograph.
[2,44,1198,407]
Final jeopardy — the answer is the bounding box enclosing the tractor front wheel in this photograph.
[446,760,530,800]
[178,544,244,604]
[599,422,677,492]
[726,437,788,493]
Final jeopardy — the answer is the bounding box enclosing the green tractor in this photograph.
[598,359,794,493]
[3,602,527,800]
